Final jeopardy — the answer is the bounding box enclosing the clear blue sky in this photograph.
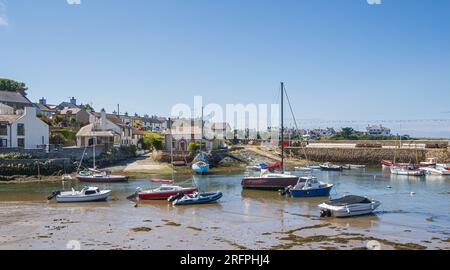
[0,0,449,137]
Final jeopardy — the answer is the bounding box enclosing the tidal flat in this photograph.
[0,169,449,250]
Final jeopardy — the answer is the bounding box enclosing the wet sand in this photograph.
[0,170,449,250]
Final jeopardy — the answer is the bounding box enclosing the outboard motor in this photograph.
[168,192,184,202]
[320,209,332,218]
[47,191,61,201]
[279,186,292,196]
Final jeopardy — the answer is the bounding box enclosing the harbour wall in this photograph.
[286,147,450,165]
[0,146,138,178]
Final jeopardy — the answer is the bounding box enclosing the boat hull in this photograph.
[241,176,299,190]
[138,187,198,200]
[192,163,209,174]
[319,201,381,218]
[320,166,343,172]
[173,192,223,205]
[290,185,333,198]
[56,191,111,203]
[77,175,129,183]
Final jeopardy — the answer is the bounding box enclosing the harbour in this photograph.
[0,168,448,250]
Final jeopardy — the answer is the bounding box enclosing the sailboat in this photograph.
[241,82,300,190]
[76,139,128,183]
[136,118,198,200]
[192,107,210,174]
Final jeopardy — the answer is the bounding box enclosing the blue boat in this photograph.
[172,191,223,205]
[288,177,333,198]
[192,160,209,174]
[320,163,343,172]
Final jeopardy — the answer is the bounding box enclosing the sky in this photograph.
[0,0,449,137]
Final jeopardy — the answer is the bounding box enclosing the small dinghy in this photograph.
[319,195,381,218]
[287,177,333,198]
[48,187,111,203]
[169,191,223,206]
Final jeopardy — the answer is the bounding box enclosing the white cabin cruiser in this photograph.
[48,187,111,203]
[319,195,381,218]
[420,166,450,176]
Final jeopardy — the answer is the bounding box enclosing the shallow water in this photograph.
[0,168,449,250]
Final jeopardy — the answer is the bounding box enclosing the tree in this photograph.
[139,131,163,151]
[0,78,28,96]
[80,103,95,112]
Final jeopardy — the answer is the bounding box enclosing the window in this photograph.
[0,123,7,136]
[0,139,7,148]
[17,138,25,148]
[17,124,25,136]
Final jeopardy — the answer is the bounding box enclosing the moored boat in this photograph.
[390,166,425,176]
[77,170,129,183]
[48,187,111,203]
[242,172,300,190]
[319,195,381,218]
[287,177,333,198]
[420,167,450,176]
[170,191,223,206]
[320,163,343,172]
[137,184,198,200]
[241,82,299,190]
[192,160,210,174]
[346,164,366,169]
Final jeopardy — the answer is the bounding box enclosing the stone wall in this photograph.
[0,158,75,178]
[0,146,107,160]
[286,147,450,165]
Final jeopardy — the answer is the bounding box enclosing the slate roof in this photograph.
[0,91,32,105]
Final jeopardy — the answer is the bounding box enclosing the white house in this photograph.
[0,107,49,149]
[366,124,391,136]
[76,109,134,147]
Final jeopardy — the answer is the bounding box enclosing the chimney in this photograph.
[39,97,47,105]
[70,97,77,105]
[100,108,107,128]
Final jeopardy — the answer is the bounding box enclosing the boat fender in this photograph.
[47,191,61,201]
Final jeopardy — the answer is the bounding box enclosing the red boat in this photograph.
[137,184,198,200]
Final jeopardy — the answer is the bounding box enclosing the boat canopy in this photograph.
[326,195,371,206]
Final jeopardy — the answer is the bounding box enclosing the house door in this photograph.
[179,141,186,151]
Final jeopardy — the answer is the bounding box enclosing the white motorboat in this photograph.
[420,167,450,176]
[390,167,425,176]
[319,195,381,218]
[48,187,111,203]
[294,166,313,172]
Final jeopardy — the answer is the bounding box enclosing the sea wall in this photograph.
[286,147,450,165]
[0,146,138,178]
[0,146,107,160]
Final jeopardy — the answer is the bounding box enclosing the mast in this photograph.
[169,118,174,180]
[281,82,285,173]
[200,107,204,153]
[93,137,96,169]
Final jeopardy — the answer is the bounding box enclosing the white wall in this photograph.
[1,107,49,149]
